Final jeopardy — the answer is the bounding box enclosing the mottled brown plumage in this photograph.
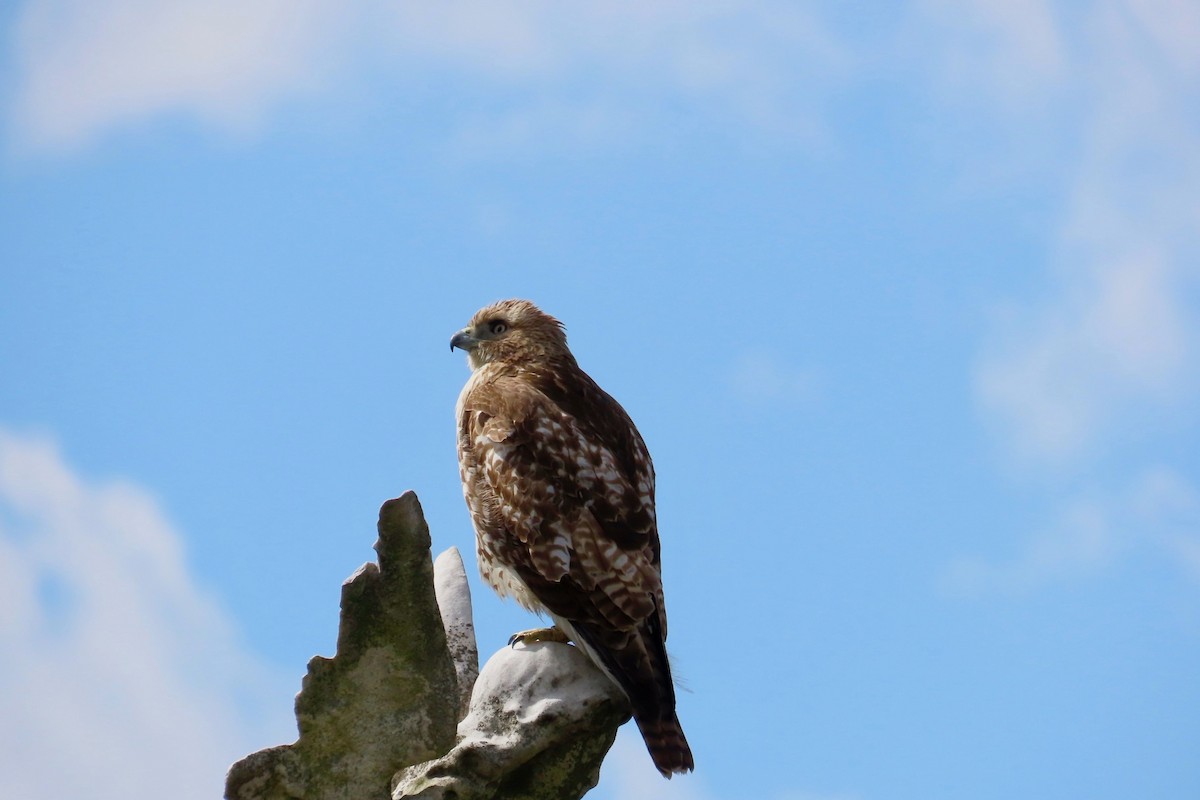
[451,299,693,777]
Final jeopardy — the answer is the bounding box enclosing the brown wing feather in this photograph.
[463,373,661,628]
[457,355,691,777]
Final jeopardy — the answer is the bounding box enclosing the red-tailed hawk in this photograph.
[451,299,694,777]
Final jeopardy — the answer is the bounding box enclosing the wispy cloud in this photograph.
[961,0,1200,464]
[943,467,1200,596]
[943,497,1117,596]
[594,732,712,800]
[8,0,349,153]
[914,0,1067,107]
[592,731,858,800]
[1134,466,1200,582]
[976,251,1191,461]
[7,0,849,155]
[0,427,292,799]
[922,0,1200,593]
[730,352,822,408]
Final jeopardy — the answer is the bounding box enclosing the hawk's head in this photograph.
[450,299,570,370]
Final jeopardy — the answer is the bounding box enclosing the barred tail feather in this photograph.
[636,713,694,777]
[558,610,694,778]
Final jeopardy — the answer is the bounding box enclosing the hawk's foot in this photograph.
[508,626,571,647]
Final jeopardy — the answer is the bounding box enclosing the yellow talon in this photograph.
[507,626,571,647]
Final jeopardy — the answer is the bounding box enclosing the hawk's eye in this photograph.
[489,320,508,336]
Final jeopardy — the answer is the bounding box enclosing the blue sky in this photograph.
[2,2,1198,798]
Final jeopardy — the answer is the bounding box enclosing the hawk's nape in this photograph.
[451,299,694,778]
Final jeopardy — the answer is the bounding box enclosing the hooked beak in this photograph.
[450,329,478,352]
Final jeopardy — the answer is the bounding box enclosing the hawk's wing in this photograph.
[460,367,692,777]
[461,373,664,633]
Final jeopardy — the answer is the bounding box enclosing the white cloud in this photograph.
[591,729,859,800]
[956,0,1200,464]
[9,0,349,152]
[1125,0,1200,73]
[976,251,1191,461]
[594,732,711,800]
[916,2,1200,599]
[914,0,1066,107]
[730,353,822,408]
[944,467,1200,596]
[0,427,292,800]
[943,498,1117,596]
[1133,467,1200,581]
[7,0,848,155]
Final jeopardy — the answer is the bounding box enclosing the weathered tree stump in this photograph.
[225,491,626,800]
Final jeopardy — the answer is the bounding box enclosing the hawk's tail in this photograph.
[635,712,694,778]
[563,609,694,777]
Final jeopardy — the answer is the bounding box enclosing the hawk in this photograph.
[451,299,694,777]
